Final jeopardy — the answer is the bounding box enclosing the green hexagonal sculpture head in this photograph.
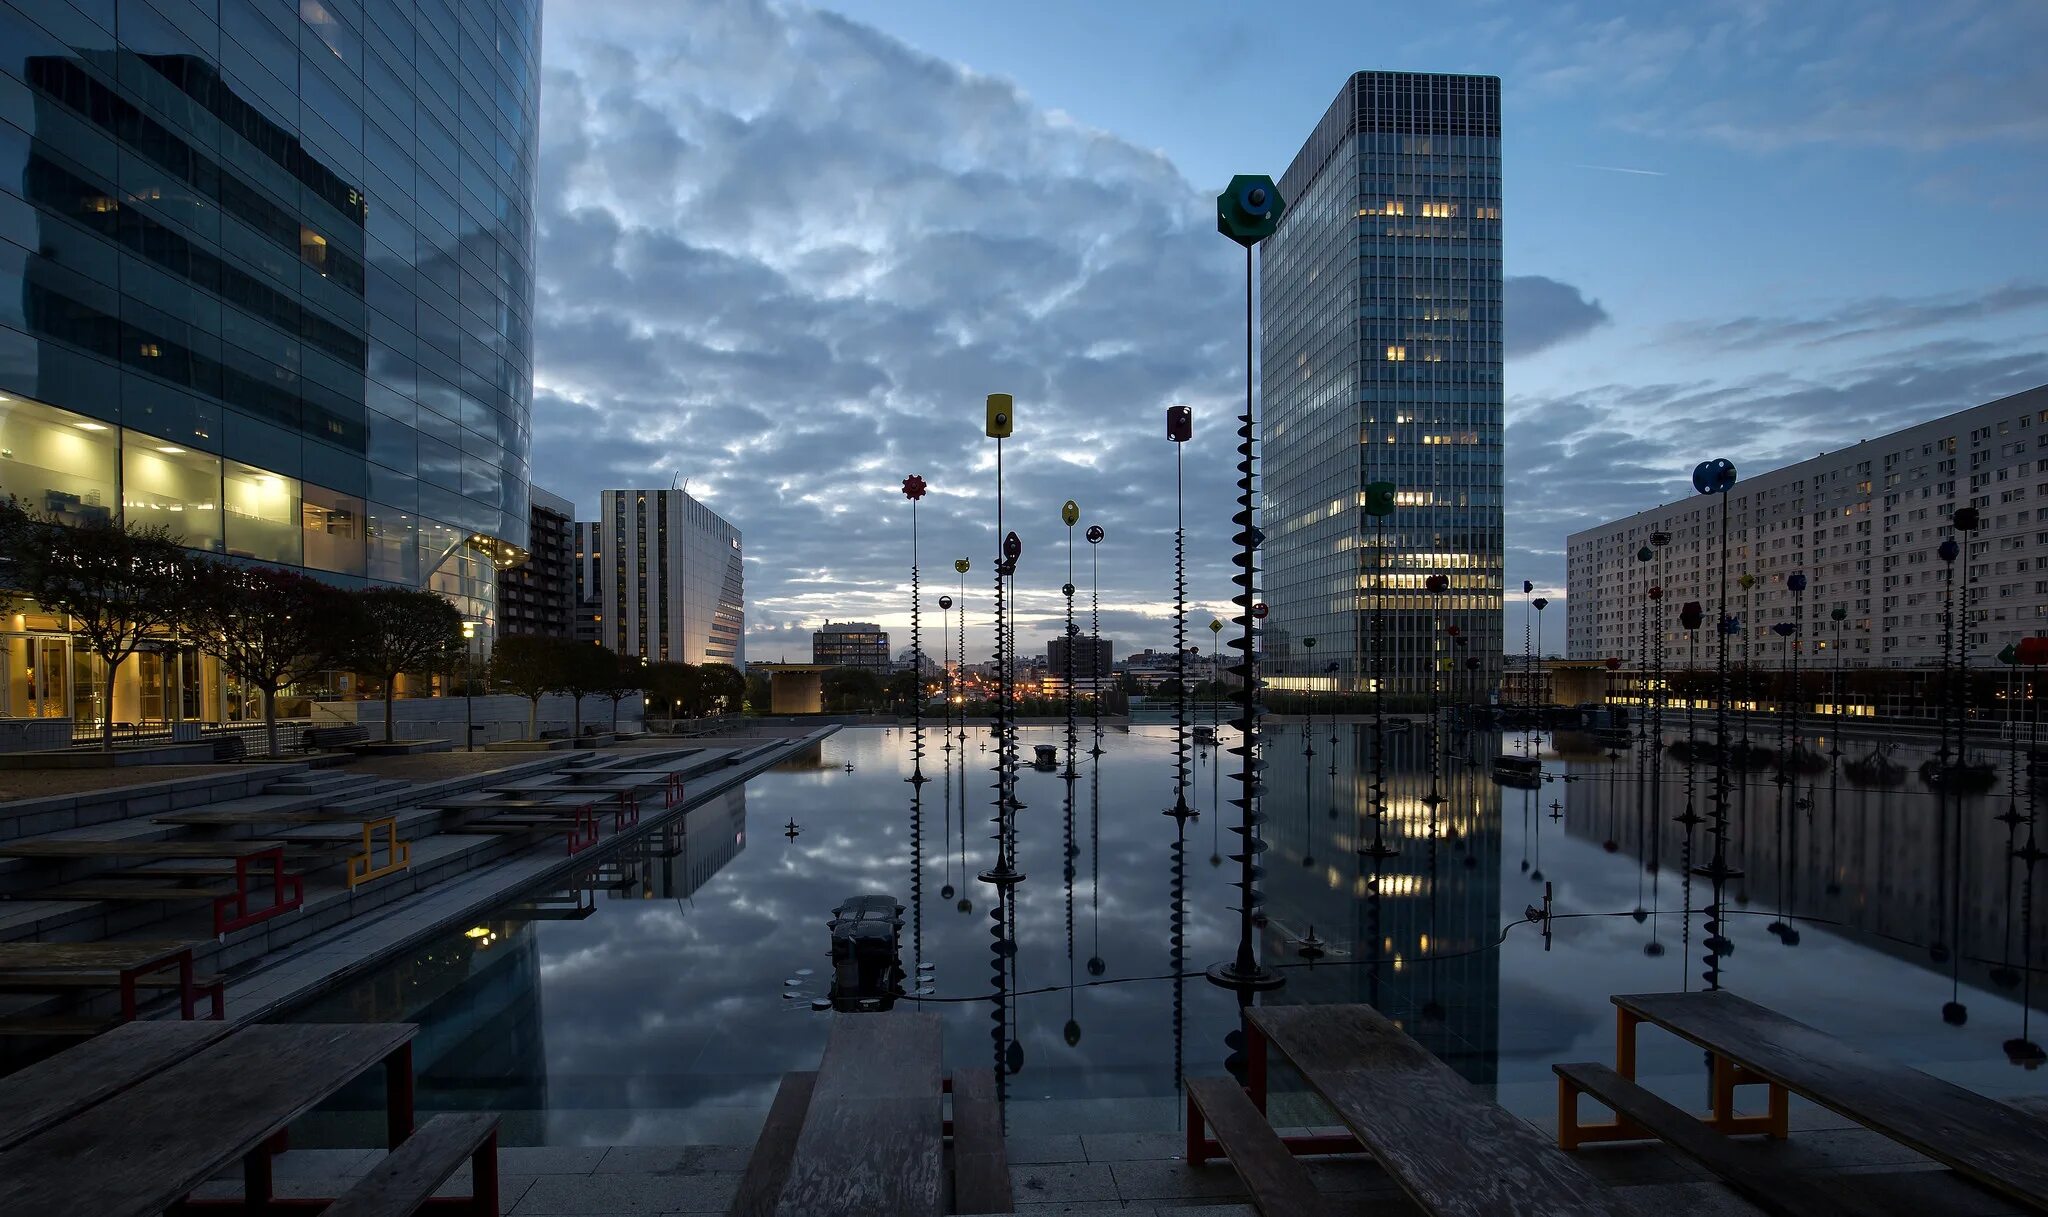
[1217,174,1284,246]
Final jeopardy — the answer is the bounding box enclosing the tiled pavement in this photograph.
[193,1102,2036,1216]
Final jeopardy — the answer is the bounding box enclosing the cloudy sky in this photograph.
[528,0,2048,660]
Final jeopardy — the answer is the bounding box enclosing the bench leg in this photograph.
[385,1042,416,1149]
[1186,1087,1208,1167]
[1556,1073,1649,1149]
[1706,1054,1785,1137]
[471,1128,500,1215]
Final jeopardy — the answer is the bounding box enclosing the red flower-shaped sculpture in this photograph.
[902,474,927,500]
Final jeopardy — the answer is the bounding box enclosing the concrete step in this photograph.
[262,772,360,796]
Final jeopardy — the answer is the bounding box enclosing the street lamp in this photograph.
[460,619,477,752]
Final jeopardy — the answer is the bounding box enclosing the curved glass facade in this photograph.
[0,0,541,632]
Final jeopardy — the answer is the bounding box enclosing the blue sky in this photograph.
[531,0,2048,656]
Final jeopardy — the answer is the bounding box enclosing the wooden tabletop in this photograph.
[0,941,198,971]
[0,840,288,858]
[774,1013,942,1217]
[0,1020,235,1150]
[0,1022,416,1217]
[1249,1003,1623,1217]
[1615,991,2048,1208]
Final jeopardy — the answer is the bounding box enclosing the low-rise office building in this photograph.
[813,622,889,671]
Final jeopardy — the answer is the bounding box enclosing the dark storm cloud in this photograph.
[1504,275,1610,357]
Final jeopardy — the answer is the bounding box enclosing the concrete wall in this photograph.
[313,693,644,744]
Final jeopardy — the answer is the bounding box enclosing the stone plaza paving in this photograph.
[190,1095,2048,1216]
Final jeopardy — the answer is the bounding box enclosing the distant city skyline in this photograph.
[532,0,2048,656]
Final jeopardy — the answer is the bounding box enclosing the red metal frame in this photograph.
[665,772,684,807]
[613,790,639,831]
[211,847,304,937]
[115,947,199,1021]
[1556,1005,1789,1149]
[565,803,600,855]
[1183,1019,1367,1166]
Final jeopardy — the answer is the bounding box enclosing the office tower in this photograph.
[498,486,575,638]
[598,488,744,667]
[1261,72,1504,699]
[812,622,890,671]
[0,0,541,725]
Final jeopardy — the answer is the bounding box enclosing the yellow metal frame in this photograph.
[1557,1006,1789,1150]
[346,816,412,890]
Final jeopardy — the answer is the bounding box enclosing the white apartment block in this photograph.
[1567,384,2048,669]
[597,489,745,668]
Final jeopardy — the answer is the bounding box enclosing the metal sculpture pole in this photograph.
[956,559,970,742]
[1301,636,1317,757]
[1521,580,1534,733]
[1208,172,1284,1001]
[1088,524,1105,755]
[1955,507,1983,772]
[1062,499,1081,781]
[1168,407,1195,823]
[1362,482,1398,859]
[1209,618,1224,735]
[1830,606,1846,754]
[1690,457,1741,992]
[1425,574,1449,810]
[940,594,954,752]
[904,475,929,786]
[978,393,1023,1106]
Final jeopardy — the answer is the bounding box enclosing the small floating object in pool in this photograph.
[796,967,813,976]
[782,991,800,1000]
[845,763,855,772]
[917,961,936,971]
[917,986,936,996]
[785,977,802,986]
[811,997,832,1011]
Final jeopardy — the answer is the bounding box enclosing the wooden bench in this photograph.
[1552,1063,1862,1217]
[152,811,412,890]
[0,941,210,1022]
[1186,1076,1326,1217]
[1,840,304,935]
[0,1021,237,1148]
[731,1072,817,1217]
[1560,991,2048,1213]
[305,724,370,753]
[950,1067,1012,1215]
[763,1013,943,1216]
[320,1112,500,1217]
[1241,1003,1623,1217]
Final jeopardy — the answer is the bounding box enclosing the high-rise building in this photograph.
[1566,384,2048,670]
[1261,72,1504,699]
[0,0,541,727]
[572,519,603,646]
[498,487,574,638]
[597,489,744,667]
[813,622,889,671]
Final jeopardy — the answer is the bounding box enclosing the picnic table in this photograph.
[0,1021,490,1217]
[1557,991,2048,1214]
[1230,1003,1624,1217]
[0,839,303,935]
[0,940,213,1022]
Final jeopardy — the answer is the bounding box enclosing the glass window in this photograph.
[122,430,222,551]
[302,482,365,575]
[0,395,118,526]
[367,500,418,583]
[224,461,301,562]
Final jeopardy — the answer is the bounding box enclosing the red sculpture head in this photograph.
[902,474,927,500]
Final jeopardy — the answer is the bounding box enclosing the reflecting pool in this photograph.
[282,719,2048,1144]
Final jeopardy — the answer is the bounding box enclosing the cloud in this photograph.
[531,0,1610,656]
[1678,282,2048,352]
[1506,276,1610,358]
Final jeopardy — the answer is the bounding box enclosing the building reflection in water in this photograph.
[1258,727,1503,1086]
[1560,743,2048,1007]
[282,788,750,1141]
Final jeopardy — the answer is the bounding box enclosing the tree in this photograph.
[598,651,645,729]
[186,565,355,756]
[345,588,465,743]
[490,634,568,739]
[822,665,883,713]
[699,662,746,715]
[554,642,618,736]
[643,661,698,721]
[1,508,197,749]
[744,668,772,715]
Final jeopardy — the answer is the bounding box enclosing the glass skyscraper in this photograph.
[0,0,539,726]
[1261,71,1503,699]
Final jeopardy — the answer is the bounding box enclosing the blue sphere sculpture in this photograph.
[1692,458,1737,496]
[1787,572,1806,592]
